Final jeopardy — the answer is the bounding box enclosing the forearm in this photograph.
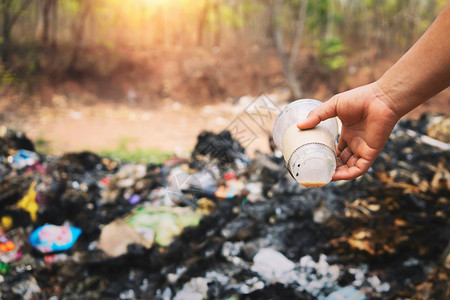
[376,2,450,117]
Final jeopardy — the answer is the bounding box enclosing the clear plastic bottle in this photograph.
[273,99,338,187]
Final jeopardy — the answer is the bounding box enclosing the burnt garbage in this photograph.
[0,117,449,299]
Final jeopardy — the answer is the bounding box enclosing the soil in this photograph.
[1,93,279,156]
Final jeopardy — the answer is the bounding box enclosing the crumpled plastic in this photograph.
[97,219,153,257]
[29,224,82,253]
[251,248,295,283]
[326,286,365,300]
[16,181,38,222]
[0,228,25,264]
[126,206,203,246]
[0,230,15,254]
[215,172,246,199]
[7,149,39,170]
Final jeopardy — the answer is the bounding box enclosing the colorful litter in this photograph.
[0,117,449,299]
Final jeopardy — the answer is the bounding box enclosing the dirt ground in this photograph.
[2,87,449,159]
[1,92,284,156]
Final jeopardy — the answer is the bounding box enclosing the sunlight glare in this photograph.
[141,0,175,7]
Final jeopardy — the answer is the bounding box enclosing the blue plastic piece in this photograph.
[29,224,82,253]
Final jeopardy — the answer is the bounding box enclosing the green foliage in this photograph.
[0,0,446,89]
[318,37,347,71]
[220,5,240,28]
[10,45,41,79]
[0,63,17,86]
[203,0,265,34]
[60,0,80,16]
[23,50,39,74]
[241,0,264,15]
[35,136,50,154]
[305,0,330,35]
[100,137,172,164]
[385,0,400,14]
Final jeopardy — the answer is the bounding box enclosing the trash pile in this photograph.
[0,114,449,299]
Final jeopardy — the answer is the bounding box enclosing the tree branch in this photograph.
[288,0,308,67]
[9,0,33,29]
[272,0,287,68]
[272,0,303,98]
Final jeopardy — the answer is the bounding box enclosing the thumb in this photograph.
[297,97,338,129]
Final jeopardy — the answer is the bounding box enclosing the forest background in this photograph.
[0,0,448,160]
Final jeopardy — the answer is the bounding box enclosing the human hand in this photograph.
[297,82,401,180]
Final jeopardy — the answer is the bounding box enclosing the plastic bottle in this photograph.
[273,99,338,187]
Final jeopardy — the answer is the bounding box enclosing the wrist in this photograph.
[370,80,404,121]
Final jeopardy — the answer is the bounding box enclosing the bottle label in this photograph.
[281,124,336,163]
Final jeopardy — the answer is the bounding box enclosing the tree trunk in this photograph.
[42,0,50,45]
[272,0,308,99]
[213,0,221,47]
[154,5,165,47]
[50,0,58,48]
[374,0,385,57]
[289,0,308,67]
[1,0,33,63]
[325,0,334,39]
[68,0,90,71]
[197,0,210,46]
[405,0,419,50]
[2,0,12,63]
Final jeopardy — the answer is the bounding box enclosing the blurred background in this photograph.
[0,0,448,160]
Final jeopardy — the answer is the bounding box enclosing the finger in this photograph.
[336,157,343,168]
[332,166,364,181]
[338,147,353,165]
[332,157,372,180]
[347,154,360,168]
[297,97,338,130]
[336,138,346,156]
